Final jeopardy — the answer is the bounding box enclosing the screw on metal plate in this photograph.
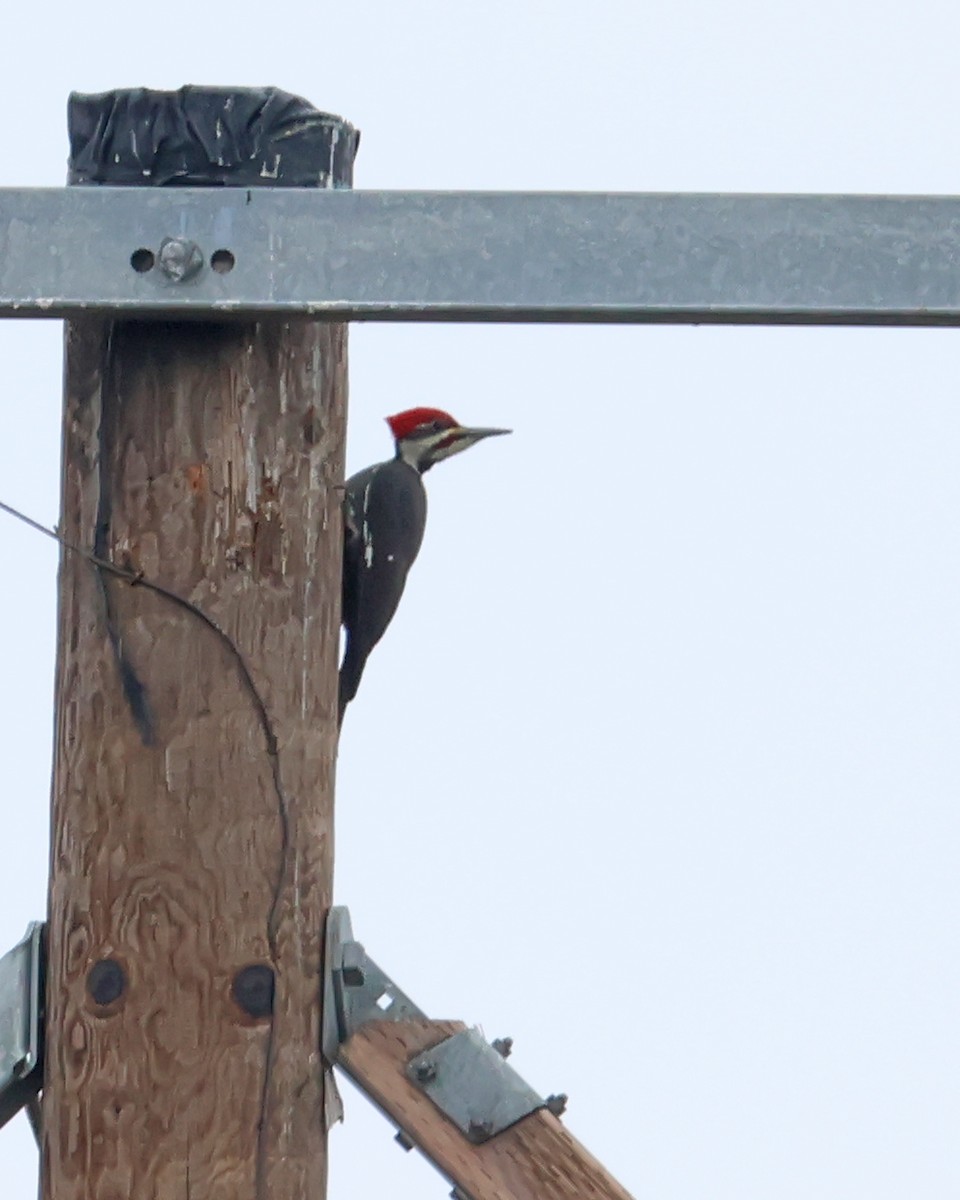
[341,941,366,987]
[407,1027,546,1143]
[0,922,44,1133]
[157,237,204,282]
[545,1093,568,1117]
[394,1129,415,1151]
[492,1036,513,1059]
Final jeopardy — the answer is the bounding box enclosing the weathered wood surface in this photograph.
[339,1019,636,1200]
[43,317,347,1200]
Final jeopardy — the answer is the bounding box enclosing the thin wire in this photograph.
[0,497,281,754]
[0,494,292,1200]
[0,493,293,915]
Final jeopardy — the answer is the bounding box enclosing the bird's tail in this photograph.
[337,639,366,729]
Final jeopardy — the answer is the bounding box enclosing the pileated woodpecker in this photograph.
[339,407,510,724]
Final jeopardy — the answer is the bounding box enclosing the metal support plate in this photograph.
[407,1028,546,1142]
[2,187,960,323]
[0,922,44,1131]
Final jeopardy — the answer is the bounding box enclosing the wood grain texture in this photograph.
[42,317,346,1200]
[339,1020,635,1200]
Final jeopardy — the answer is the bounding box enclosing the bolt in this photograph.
[492,1036,513,1059]
[394,1129,414,1152]
[87,958,125,1007]
[414,1061,437,1084]
[341,942,366,987]
[232,964,275,1019]
[157,236,204,282]
[467,1117,493,1142]
[545,1093,568,1118]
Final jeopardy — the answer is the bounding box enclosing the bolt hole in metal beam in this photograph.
[210,248,235,274]
[129,248,154,273]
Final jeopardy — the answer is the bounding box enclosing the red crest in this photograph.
[386,407,459,441]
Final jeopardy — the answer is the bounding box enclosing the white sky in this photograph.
[2,2,960,1197]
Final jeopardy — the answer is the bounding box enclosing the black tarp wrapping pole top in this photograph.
[68,85,359,187]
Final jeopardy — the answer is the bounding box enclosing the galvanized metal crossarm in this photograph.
[2,187,960,324]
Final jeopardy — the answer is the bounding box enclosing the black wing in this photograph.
[339,459,427,723]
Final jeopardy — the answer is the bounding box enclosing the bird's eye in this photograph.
[429,420,444,433]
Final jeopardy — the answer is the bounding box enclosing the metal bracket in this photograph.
[322,906,425,1064]
[323,906,566,1152]
[407,1027,547,1143]
[0,922,44,1133]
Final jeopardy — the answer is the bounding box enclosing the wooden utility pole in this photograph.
[41,87,358,1200]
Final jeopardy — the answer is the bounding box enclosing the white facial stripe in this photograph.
[398,439,425,467]
[399,429,468,468]
[427,434,471,463]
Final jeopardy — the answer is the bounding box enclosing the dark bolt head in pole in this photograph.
[232,964,275,1019]
[87,958,126,1007]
